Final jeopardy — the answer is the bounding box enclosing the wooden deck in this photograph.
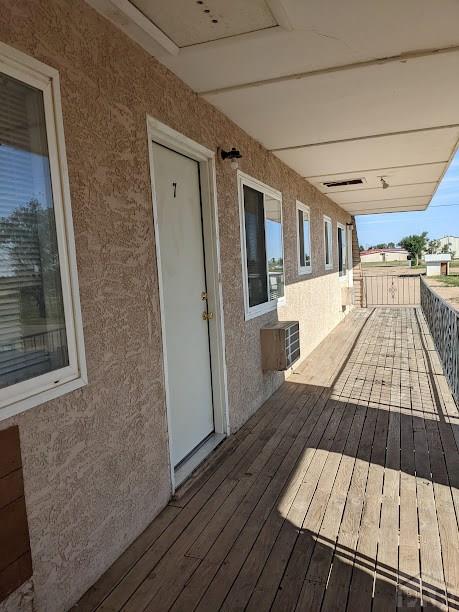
[74,308,459,612]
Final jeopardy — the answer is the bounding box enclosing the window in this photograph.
[337,223,347,277]
[324,215,333,270]
[0,43,86,419]
[296,201,311,275]
[238,173,284,319]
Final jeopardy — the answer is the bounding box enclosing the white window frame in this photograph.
[238,171,285,321]
[337,222,348,281]
[323,215,333,271]
[296,201,312,275]
[0,42,87,421]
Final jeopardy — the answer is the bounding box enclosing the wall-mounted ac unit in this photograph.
[260,321,300,371]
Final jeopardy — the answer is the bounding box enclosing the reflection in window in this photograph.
[324,217,333,269]
[297,204,311,273]
[265,196,284,301]
[243,185,267,308]
[338,225,347,276]
[0,73,68,389]
[242,182,284,314]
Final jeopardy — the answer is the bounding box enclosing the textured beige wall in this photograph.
[0,1,351,610]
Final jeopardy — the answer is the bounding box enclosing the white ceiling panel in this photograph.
[159,0,459,92]
[342,196,430,215]
[87,0,459,214]
[203,53,459,150]
[331,183,435,205]
[274,128,459,178]
[307,163,447,191]
[131,0,277,47]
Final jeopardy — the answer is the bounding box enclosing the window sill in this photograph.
[298,267,312,276]
[245,297,286,321]
[0,375,87,422]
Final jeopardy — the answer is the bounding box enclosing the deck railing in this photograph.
[420,276,459,404]
[363,273,420,306]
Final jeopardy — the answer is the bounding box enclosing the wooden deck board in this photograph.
[73,307,459,612]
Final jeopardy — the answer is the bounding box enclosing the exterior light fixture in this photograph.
[220,147,242,170]
[379,176,389,189]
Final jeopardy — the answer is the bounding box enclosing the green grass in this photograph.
[432,275,459,287]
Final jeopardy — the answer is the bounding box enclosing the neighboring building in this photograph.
[360,248,410,263]
[439,235,459,257]
[425,253,451,276]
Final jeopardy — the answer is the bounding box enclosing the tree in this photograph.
[0,199,61,318]
[426,238,440,254]
[359,245,365,252]
[387,241,395,248]
[399,232,428,266]
[376,243,387,249]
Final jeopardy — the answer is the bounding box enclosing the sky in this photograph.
[356,151,459,248]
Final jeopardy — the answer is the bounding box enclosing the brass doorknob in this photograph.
[202,311,214,321]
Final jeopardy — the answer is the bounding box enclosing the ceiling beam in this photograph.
[270,124,459,152]
[87,0,180,55]
[342,195,432,206]
[304,160,449,179]
[349,205,426,215]
[322,181,437,195]
[199,44,459,95]
[266,0,292,31]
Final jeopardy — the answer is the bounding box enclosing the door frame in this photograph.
[146,116,229,492]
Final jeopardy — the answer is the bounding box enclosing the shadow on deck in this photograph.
[73,307,459,612]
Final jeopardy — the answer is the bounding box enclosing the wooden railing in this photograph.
[420,276,459,404]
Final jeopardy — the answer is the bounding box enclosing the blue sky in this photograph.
[356,151,459,247]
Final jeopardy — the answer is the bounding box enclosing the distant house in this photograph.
[439,236,459,257]
[360,248,409,263]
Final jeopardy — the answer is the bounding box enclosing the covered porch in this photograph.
[74,306,459,611]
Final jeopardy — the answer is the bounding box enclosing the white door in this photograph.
[152,143,215,467]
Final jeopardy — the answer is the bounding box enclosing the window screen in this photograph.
[0,73,69,389]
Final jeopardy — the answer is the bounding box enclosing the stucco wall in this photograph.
[0,1,352,610]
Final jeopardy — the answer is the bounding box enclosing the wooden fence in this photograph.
[420,276,459,404]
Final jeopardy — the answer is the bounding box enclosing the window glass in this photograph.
[0,73,69,389]
[242,181,284,315]
[265,196,284,301]
[324,218,332,268]
[303,216,311,267]
[338,226,347,276]
[243,185,267,307]
[297,205,311,271]
[298,209,305,265]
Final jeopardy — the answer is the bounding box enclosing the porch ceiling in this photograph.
[88,0,459,215]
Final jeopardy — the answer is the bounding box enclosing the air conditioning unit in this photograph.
[260,321,300,371]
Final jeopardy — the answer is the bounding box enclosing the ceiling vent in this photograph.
[323,178,364,188]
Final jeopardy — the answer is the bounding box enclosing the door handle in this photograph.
[202,311,214,321]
